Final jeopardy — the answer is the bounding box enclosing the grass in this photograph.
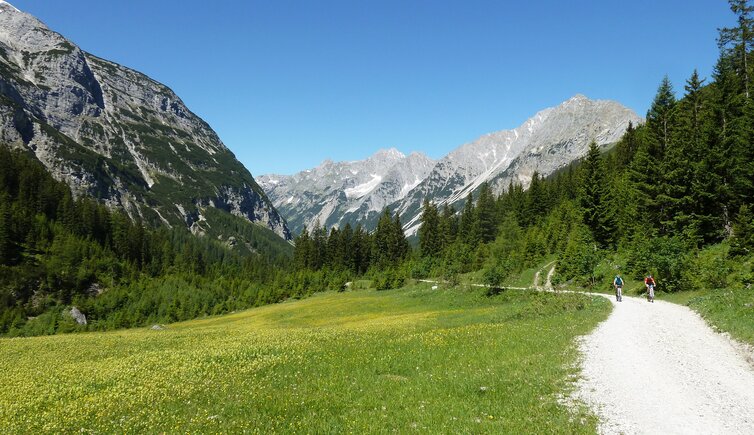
[0,284,610,433]
[684,288,754,344]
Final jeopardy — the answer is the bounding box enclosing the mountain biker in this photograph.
[613,274,624,302]
[644,274,656,303]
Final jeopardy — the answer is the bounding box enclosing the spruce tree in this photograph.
[392,213,409,262]
[718,0,754,98]
[340,223,355,271]
[293,226,312,269]
[418,199,441,257]
[438,204,458,250]
[647,76,677,156]
[476,182,498,243]
[579,142,617,247]
[459,193,480,247]
[0,197,12,264]
[524,172,548,225]
[373,208,395,268]
[731,204,754,255]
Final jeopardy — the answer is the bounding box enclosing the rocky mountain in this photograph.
[396,95,642,234]
[259,148,435,235]
[267,95,640,236]
[0,1,291,242]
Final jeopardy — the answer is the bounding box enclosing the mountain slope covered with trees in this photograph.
[293,0,754,302]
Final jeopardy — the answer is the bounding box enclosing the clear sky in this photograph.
[11,0,735,176]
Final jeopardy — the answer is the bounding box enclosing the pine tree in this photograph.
[392,213,409,262]
[731,204,754,255]
[616,121,638,166]
[327,227,342,269]
[352,224,370,274]
[311,221,327,270]
[373,208,395,268]
[718,0,754,98]
[647,75,677,156]
[459,193,480,247]
[418,199,441,257]
[524,172,548,225]
[340,223,355,271]
[476,182,498,243]
[0,197,13,264]
[579,142,617,247]
[438,204,458,251]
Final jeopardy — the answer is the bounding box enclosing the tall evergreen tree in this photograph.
[392,213,409,262]
[579,142,617,247]
[476,182,498,243]
[418,199,441,257]
[647,75,677,156]
[718,0,754,98]
[438,204,458,251]
[0,197,13,264]
[525,172,548,225]
[459,193,480,246]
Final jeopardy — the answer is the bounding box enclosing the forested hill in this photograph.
[293,0,754,293]
[0,147,298,336]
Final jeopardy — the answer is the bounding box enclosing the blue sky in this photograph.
[12,0,734,175]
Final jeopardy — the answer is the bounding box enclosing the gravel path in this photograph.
[574,294,754,434]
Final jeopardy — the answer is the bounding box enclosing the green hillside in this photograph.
[0,285,609,433]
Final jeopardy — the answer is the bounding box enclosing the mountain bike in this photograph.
[646,284,655,303]
[614,285,623,302]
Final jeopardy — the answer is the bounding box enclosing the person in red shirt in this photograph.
[644,274,656,303]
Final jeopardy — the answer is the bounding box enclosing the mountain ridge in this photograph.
[264,95,641,236]
[0,1,291,241]
[258,147,435,235]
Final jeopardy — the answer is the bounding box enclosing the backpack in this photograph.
[615,276,623,286]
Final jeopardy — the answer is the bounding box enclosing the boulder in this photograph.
[68,307,87,325]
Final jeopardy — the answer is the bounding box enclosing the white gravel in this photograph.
[573,294,754,434]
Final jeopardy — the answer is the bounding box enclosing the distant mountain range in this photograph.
[262,95,641,236]
[258,148,436,235]
[0,1,291,243]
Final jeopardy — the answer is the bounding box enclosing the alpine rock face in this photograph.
[267,95,640,236]
[0,1,291,240]
[259,149,435,236]
[395,94,642,234]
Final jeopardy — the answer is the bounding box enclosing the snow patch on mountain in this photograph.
[260,149,435,235]
[345,174,383,199]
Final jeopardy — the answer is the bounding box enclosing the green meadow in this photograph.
[0,284,610,433]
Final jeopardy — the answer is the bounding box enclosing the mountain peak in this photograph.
[0,1,20,12]
[372,147,406,160]
[0,3,292,240]
[568,94,589,102]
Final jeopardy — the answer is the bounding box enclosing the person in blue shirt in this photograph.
[613,274,624,302]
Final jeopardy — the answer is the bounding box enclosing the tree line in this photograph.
[3,0,753,336]
[292,0,754,293]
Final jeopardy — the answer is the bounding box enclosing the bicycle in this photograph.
[646,284,655,303]
[614,285,623,302]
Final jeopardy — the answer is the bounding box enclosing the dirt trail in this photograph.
[533,261,556,291]
[573,294,754,434]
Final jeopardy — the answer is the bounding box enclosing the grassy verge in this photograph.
[662,288,754,345]
[0,284,610,433]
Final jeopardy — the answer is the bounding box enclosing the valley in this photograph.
[2,0,754,433]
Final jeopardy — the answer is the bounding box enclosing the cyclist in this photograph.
[644,274,656,303]
[613,274,624,302]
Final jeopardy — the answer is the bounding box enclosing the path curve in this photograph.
[574,294,754,434]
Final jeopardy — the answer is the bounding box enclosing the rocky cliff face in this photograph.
[259,148,435,235]
[0,1,291,240]
[266,95,640,236]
